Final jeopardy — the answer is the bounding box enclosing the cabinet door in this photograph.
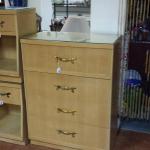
[24,71,111,128]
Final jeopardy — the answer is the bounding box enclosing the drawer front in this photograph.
[25,71,111,128]
[0,15,16,33]
[28,115,110,150]
[0,84,21,105]
[22,44,113,79]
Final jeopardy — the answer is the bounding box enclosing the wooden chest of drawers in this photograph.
[21,32,121,150]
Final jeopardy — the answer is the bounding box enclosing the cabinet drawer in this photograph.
[25,71,111,128]
[28,116,110,150]
[22,44,113,79]
[0,15,16,33]
[0,83,21,105]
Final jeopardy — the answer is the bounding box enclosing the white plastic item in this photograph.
[56,67,62,74]
[61,16,90,33]
[0,100,4,106]
[4,0,10,8]
[4,0,10,7]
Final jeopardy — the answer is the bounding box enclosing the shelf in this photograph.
[53,3,90,18]
[0,105,21,140]
[54,5,90,12]
[0,58,18,76]
[0,35,18,76]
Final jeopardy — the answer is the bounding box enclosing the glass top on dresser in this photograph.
[22,32,120,44]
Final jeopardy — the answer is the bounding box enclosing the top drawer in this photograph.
[21,44,113,79]
[0,15,16,33]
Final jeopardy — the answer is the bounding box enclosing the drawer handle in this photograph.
[57,130,77,138]
[55,56,77,64]
[0,21,5,27]
[55,85,76,93]
[57,108,77,115]
[0,92,11,98]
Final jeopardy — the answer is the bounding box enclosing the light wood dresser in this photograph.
[0,8,36,144]
[21,32,121,150]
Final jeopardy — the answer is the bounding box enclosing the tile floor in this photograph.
[0,130,149,150]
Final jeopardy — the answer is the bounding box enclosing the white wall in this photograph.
[41,0,53,30]
[91,0,120,34]
[118,0,127,35]
[28,0,53,30]
[28,0,126,34]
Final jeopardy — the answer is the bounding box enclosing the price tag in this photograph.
[0,100,4,106]
[56,67,62,74]
[56,60,62,74]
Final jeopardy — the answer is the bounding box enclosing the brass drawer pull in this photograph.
[0,21,5,27]
[55,85,76,93]
[57,130,77,138]
[55,56,77,64]
[57,108,77,115]
[0,92,11,98]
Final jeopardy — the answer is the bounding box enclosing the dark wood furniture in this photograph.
[129,42,150,82]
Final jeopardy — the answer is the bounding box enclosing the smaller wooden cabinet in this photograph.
[21,32,121,150]
[0,8,36,144]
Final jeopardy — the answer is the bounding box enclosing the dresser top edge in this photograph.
[21,32,120,49]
